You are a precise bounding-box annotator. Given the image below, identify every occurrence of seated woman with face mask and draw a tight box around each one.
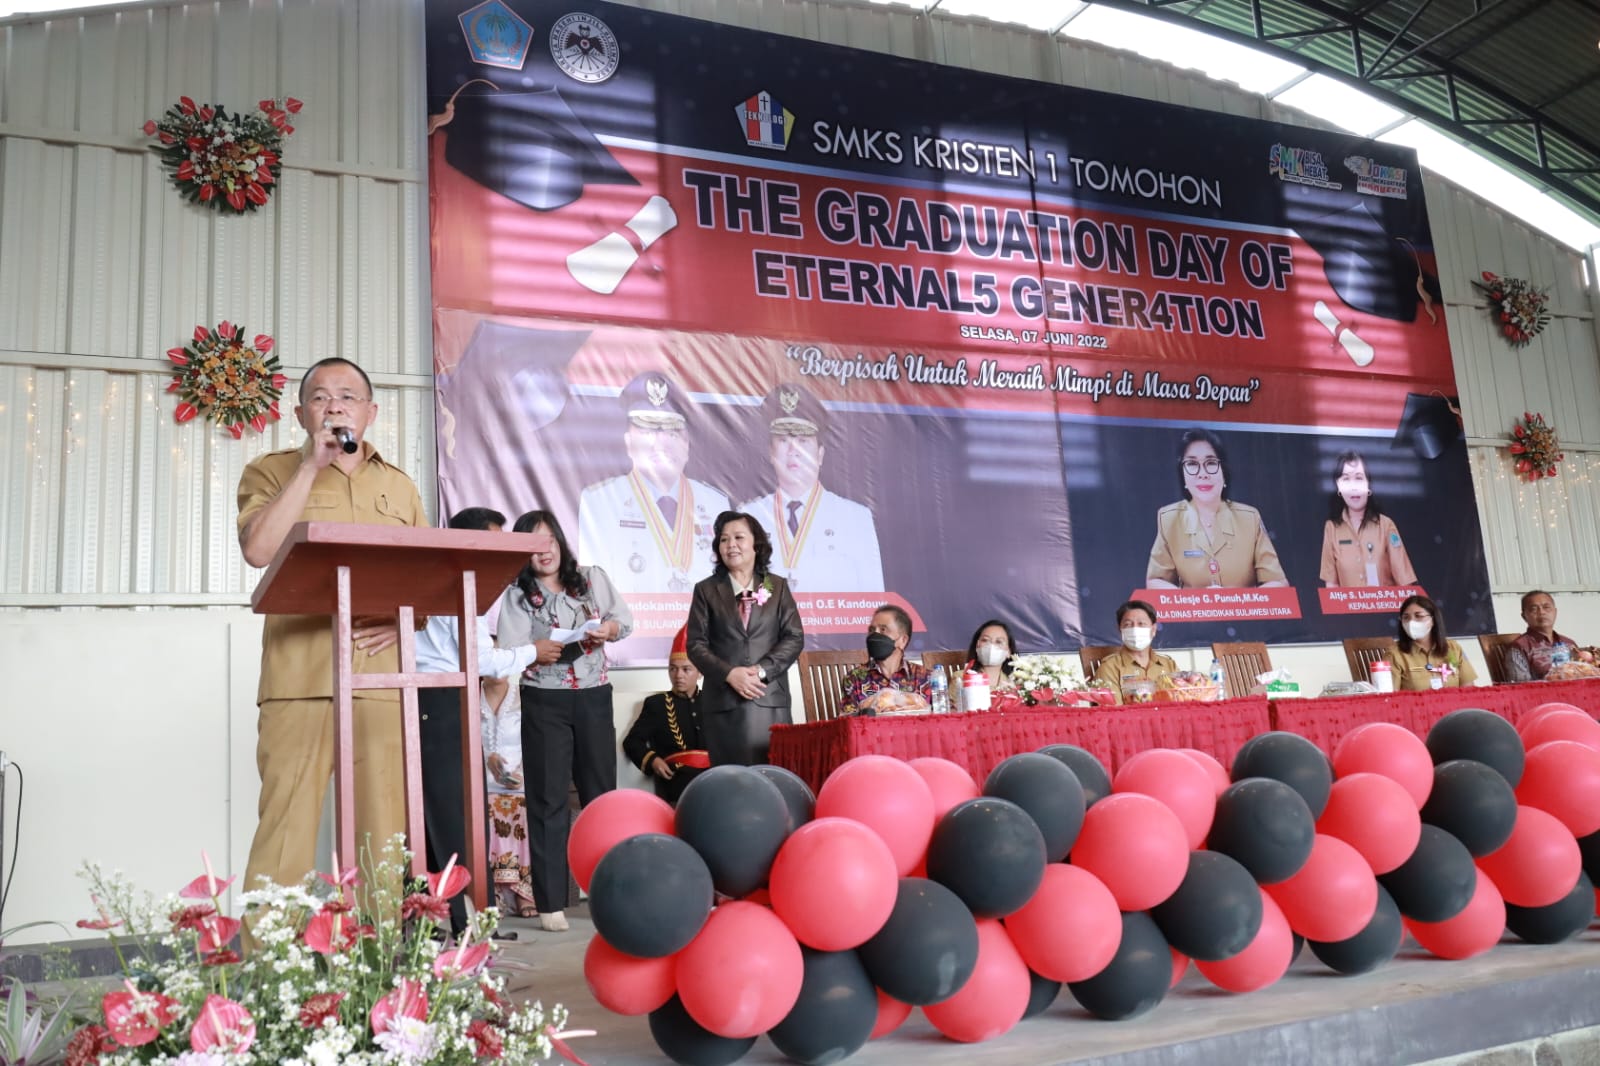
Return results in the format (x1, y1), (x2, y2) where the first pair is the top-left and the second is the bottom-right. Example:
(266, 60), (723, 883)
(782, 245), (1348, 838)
(964, 619), (1019, 693)
(1384, 594), (1478, 690)
(1092, 600), (1179, 704)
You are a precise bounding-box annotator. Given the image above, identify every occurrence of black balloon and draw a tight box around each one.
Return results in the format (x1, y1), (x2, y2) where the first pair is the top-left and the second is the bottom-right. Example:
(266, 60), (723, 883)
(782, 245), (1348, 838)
(1577, 827), (1600, 884)
(675, 766), (791, 897)
(1067, 912), (1171, 1021)
(1207, 778), (1316, 884)
(858, 878), (980, 1005)
(1290, 932), (1305, 966)
(927, 798), (1047, 918)
(768, 948), (877, 1065)
(1378, 824), (1477, 922)
(1426, 709), (1524, 787)
(1506, 872), (1595, 944)
(589, 834), (714, 958)
(1230, 732), (1334, 818)
(1151, 851), (1264, 961)
(984, 752), (1086, 861)
(1419, 759), (1518, 857)
(1037, 744), (1112, 807)
(1023, 969), (1061, 1019)
(1309, 883), (1403, 975)
(648, 995), (757, 1066)
(753, 764), (816, 834)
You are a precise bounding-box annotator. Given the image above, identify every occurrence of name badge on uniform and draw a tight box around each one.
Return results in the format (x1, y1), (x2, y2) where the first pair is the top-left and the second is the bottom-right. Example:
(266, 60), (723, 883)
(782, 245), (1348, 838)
(1183, 550), (1205, 557)
(1338, 539), (1353, 545)
(620, 519), (647, 529)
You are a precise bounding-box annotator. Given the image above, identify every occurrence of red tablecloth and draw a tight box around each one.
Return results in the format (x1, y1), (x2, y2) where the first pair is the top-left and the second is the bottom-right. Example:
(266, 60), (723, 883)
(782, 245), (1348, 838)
(1268, 677), (1600, 756)
(767, 697), (1272, 794)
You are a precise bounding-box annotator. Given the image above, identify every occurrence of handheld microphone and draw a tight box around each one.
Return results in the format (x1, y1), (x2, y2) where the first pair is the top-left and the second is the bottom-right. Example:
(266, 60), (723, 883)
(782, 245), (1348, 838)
(331, 426), (358, 454)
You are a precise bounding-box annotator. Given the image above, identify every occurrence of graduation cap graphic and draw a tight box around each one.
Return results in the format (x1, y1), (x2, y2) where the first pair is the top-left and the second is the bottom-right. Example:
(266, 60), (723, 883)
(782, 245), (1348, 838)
(1283, 183), (1440, 323)
(1391, 392), (1462, 460)
(440, 87), (638, 212)
(451, 320), (591, 435)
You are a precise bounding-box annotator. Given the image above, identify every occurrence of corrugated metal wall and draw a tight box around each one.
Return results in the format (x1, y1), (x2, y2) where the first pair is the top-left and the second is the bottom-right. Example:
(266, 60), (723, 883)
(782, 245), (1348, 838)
(0, 0), (1595, 607)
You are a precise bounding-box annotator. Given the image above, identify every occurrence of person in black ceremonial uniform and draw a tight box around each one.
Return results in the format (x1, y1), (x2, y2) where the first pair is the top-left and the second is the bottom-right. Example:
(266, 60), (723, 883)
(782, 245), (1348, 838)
(622, 625), (709, 804)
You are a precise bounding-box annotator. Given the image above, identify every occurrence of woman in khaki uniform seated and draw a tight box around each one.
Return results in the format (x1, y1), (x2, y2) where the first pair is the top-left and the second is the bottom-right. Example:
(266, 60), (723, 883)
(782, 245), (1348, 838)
(1147, 429), (1288, 589)
(1093, 600), (1179, 704)
(1384, 594), (1478, 690)
(1319, 450), (1418, 588)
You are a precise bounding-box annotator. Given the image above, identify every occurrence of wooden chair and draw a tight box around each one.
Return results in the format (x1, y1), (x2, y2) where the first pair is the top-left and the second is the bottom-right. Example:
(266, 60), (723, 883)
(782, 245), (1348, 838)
(1078, 645), (1121, 681)
(920, 649), (968, 675)
(798, 649), (868, 723)
(1211, 642), (1272, 700)
(1342, 636), (1395, 684)
(1478, 633), (1522, 684)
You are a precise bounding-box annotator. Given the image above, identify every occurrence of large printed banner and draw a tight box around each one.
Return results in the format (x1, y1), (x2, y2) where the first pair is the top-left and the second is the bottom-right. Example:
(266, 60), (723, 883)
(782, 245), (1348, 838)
(425, 0), (1494, 662)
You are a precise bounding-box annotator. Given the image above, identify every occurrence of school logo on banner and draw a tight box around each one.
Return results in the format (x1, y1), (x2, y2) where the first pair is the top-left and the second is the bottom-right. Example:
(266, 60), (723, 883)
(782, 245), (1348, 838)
(1267, 143), (1342, 190)
(736, 91), (795, 150)
(550, 12), (620, 83)
(1344, 154), (1409, 199)
(458, 0), (533, 71)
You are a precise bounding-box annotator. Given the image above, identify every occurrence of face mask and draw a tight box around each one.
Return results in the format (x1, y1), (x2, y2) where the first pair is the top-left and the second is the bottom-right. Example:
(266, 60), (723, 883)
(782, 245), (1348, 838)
(866, 632), (897, 662)
(1405, 618), (1433, 641)
(1122, 627), (1153, 652)
(977, 643), (1008, 667)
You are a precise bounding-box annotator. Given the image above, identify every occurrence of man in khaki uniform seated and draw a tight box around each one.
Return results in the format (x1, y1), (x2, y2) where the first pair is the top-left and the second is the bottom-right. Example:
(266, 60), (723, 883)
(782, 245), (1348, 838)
(1093, 600), (1179, 704)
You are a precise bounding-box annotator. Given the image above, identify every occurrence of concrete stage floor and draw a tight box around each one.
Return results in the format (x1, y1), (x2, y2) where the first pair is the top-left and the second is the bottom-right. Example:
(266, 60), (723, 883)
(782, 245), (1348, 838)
(494, 906), (1600, 1066)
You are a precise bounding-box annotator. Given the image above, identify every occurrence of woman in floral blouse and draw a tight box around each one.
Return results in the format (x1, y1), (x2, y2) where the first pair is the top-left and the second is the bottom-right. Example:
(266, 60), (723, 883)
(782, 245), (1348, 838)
(498, 510), (632, 931)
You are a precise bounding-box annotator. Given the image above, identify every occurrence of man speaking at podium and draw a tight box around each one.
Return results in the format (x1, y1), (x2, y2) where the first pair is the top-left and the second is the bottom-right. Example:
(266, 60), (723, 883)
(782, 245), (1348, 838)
(236, 358), (427, 894)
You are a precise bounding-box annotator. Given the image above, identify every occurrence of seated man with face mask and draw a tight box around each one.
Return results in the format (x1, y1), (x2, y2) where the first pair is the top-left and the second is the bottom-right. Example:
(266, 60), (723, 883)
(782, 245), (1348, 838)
(839, 605), (934, 715)
(1092, 600), (1179, 704)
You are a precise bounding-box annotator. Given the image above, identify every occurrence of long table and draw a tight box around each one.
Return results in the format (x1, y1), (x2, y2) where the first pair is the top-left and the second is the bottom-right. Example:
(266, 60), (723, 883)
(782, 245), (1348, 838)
(767, 679), (1600, 793)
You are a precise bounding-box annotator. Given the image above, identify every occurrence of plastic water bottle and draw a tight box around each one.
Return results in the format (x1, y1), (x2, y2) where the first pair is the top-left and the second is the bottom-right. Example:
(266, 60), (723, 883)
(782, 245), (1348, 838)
(1552, 644), (1571, 668)
(1209, 657), (1225, 688)
(930, 666), (950, 715)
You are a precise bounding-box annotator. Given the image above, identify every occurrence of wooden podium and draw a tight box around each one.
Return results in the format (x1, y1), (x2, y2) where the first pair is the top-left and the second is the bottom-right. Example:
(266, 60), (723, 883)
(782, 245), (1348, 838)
(252, 522), (540, 910)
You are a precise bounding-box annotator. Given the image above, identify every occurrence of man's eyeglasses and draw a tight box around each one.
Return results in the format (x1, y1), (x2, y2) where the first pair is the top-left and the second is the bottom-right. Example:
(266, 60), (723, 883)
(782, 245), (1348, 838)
(1182, 457), (1222, 475)
(303, 392), (370, 407)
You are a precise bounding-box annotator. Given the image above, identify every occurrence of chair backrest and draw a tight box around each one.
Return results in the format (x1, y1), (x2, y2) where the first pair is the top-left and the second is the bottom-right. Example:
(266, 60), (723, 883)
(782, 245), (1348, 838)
(920, 649), (968, 675)
(1342, 637), (1395, 683)
(1078, 645), (1121, 679)
(1211, 641), (1273, 699)
(1478, 633), (1522, 684)
(798, 649), (869, 723)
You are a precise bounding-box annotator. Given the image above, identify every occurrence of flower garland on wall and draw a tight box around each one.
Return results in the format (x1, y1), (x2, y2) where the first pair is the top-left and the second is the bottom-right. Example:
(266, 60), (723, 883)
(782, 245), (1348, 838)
(167, 322), (286, 438)
(1473, 271), (1551, 348)
(1509, 411), (1563, 481)
(143, 96), (301, 213)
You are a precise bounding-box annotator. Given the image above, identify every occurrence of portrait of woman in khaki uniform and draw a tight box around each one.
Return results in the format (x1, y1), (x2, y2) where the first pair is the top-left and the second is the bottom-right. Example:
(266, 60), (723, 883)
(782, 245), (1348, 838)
(1319, 450), (1418, 587)
(1147, 428), (1288, 589)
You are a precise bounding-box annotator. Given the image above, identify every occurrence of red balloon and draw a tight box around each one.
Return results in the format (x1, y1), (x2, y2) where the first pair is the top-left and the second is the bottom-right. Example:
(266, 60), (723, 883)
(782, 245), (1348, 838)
(1332, 723), (1433, 808)
(909, 757), (981, 818)
(923, 919), (1031, 1043)
(1169, 947), (1190, 989)
(769, 817), (898, 951)
(1069, 793), (1189, 911)
(815, 755), (937, 875)
(1265, 834), (1378, 943)
(1317, 772), (1422, 875)
(1197, 891), (1292, 993)
(583, 935), (676, 1016)
(567, 789), (675, 892)
(1407, 868), (1505, 960)
(1002, 864), (1121, 982)
(1477, 805), (1582, 908)
(1518, 702), (1585, 738)
(1179, 748), (1232, 797)
(870, 989), (912, 1040)
(1114, 749), (1217, 849)
(1521, 710), (1600, 754)
(676, 902), (803, 1038)
(1517, 740), (1600, 837)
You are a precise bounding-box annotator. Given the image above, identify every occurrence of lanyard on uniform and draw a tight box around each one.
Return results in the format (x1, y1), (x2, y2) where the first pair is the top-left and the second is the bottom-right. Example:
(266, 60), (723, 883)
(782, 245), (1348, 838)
(628, 471), (695, 569)
(774, 482), (823, 570)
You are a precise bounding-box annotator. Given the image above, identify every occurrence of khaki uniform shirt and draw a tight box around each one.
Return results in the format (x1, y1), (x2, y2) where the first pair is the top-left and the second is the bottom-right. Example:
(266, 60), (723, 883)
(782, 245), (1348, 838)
(1384, 640), (1478, 691)
(237, 443), (427, 703)
(1320, 513), (1417, 587)
(1147, 501), (1287, 588)
(1093, 648), (1179, 704)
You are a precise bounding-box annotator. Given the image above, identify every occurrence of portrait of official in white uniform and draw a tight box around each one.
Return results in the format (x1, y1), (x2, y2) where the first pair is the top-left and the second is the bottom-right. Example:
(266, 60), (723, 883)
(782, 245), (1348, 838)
(738, 383), (884, 593)
(577, 372), (731, 595)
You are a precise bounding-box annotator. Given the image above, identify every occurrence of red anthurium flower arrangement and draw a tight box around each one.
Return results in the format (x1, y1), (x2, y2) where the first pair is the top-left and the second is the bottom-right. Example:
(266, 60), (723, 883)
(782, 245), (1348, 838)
(166, 321), (284, 436)
(1474, 271), (1551, 348)
(143, 95), (301, 214)
(1509, 411), (1564, 481)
